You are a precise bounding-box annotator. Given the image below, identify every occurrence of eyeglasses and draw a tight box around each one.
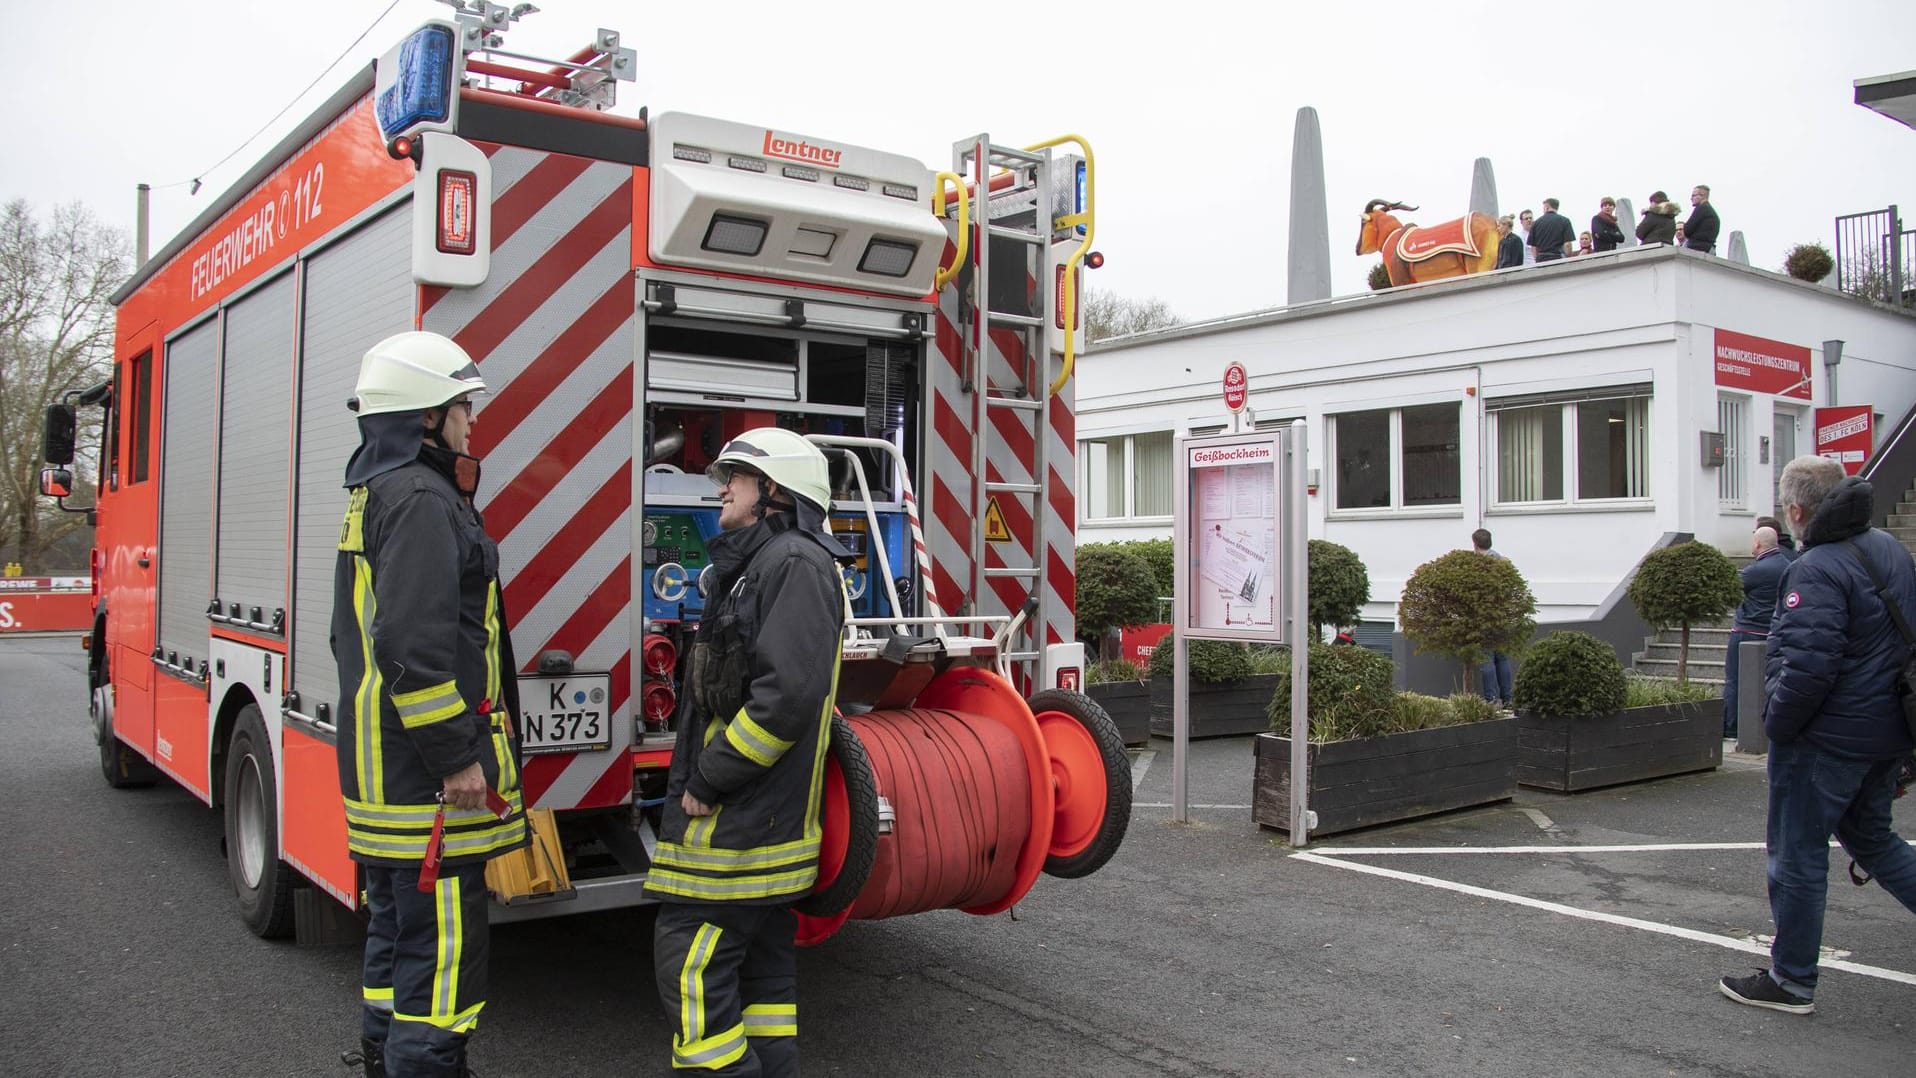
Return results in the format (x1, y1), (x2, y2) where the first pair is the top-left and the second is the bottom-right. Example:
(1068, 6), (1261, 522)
(449, 399), (474, 416)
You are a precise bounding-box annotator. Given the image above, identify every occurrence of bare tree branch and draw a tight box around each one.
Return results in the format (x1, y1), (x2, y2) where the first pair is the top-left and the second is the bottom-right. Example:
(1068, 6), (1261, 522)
(1082, 287), (1179, 343)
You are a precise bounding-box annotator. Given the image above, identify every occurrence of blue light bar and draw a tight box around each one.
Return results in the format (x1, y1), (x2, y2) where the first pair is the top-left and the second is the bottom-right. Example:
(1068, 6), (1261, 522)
(1075, 160), (1088, 236)
(376, 25), (456, 141)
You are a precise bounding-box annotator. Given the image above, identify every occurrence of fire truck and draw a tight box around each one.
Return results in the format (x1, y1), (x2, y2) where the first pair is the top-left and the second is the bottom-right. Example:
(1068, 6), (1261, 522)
(41, 2), (1127, 943)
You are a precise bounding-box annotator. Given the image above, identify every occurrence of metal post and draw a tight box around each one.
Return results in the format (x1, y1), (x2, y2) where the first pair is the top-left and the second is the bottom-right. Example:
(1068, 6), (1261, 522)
(1891, 204), (1904, 303)
(1735, 638), (1768, 755)
(1287, 420), (1311, 846)
(1171, 436), (1190, 824)
(1823, 339), (1843, 405)
(135, 183), (150, 267)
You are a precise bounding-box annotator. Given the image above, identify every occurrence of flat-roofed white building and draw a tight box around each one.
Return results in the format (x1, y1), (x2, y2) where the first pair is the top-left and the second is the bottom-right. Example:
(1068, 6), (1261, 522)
(1077, 245), (1916, 628)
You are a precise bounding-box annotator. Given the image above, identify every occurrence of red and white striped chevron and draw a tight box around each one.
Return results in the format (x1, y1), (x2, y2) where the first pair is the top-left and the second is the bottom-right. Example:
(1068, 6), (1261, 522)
(927, 229), (1077, 675)
(422, 144), (637, 811)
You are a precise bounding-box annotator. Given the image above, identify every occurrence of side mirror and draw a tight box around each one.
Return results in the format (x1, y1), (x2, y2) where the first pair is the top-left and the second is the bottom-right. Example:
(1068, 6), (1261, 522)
(43, 404), (77, 466)
(40, 467), (73, 499)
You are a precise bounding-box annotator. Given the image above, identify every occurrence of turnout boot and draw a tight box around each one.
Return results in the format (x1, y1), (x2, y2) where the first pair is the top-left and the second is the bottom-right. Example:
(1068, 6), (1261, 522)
(340, 1038), (387, 1078)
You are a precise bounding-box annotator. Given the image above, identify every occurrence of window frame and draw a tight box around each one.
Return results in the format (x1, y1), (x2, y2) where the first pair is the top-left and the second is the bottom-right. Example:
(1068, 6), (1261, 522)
(1079, 428), (1175, 524)
(1328, 403), (1463, 518)
(1487, 389), (1655, 511)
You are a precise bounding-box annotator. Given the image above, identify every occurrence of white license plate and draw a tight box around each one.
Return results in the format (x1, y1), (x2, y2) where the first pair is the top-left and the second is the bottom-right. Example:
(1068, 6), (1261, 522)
(517, 674), (614, 755)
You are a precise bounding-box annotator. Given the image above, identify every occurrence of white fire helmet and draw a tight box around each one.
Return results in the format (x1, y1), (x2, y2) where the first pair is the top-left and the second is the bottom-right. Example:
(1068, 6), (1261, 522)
(706, 427), (832, 514)
(351, 331), (487, 416)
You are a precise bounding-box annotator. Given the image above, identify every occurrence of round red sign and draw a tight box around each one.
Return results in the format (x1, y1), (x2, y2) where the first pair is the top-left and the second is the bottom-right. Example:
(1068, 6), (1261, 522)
(1223, 362), (1248, 412)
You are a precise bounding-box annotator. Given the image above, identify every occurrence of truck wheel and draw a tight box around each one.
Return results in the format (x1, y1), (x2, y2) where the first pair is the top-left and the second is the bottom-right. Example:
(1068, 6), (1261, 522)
(94, 682), (158, 789)
(223, 704), (296, 938)
(1028, 689), (1131, 880)
(795, 714), (878, 918)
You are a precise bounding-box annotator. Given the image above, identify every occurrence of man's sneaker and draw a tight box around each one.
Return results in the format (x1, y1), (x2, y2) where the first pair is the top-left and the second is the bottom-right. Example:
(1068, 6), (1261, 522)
(1719, 970), (1814, 1014)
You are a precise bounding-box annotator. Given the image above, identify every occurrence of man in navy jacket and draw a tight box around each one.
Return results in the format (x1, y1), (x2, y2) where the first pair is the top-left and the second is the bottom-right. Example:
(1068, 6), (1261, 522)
(1719, 458), (1916, 1014)
(1722, 525), (1791, 736)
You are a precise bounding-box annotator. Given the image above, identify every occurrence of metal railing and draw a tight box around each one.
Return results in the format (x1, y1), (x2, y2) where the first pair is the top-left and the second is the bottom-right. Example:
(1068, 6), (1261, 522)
(1834, 204), (1912, 306)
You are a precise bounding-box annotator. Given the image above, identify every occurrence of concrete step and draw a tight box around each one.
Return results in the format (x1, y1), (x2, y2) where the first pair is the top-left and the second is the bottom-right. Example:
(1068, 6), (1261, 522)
(1889, 513), (1916, 528)
(1653, 626), (1733, 646)
(1887, 525), (1916, 543)
(1631, 658), (1726, 685)
(1640, 642), (1728, 662)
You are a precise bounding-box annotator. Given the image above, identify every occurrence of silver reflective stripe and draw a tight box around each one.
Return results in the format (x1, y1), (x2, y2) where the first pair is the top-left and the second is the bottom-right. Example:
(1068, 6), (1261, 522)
(725, 714), (791, 767)
(653, 839), (819, 873)
(675, 1024), (747, 1067)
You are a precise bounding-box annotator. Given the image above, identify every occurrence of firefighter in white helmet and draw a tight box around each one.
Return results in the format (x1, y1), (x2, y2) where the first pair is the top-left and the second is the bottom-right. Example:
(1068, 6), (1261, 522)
(645, 426), (848, 1077)
(333, 331), (526, 1078)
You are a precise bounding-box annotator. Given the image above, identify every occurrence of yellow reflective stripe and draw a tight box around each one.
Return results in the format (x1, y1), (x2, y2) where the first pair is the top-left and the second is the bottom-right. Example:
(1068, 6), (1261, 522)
(646, 865), (818, 902)
(392, 679), (464, 729)
(653, 836), (820, 873)
(346, 818), (525, 860)
(362, 985), (394, 1011)
(344, 792), (524, 829)
(353, 556), (384, 803)
(674, 1022), (747, 1070)
(491, 721), (517, 794)
(724, 710), (792, 768)
(742, 1002), (797, 1038)
(483, 582), (502, 708)
(680, 923), (721, 1046)
(702, 717), (722, 747)
(339, 487), (368, 552)
(433, 875), (461, 1022)
(684, 806), (720, 849)
(804, 640), (843, 836)
(392, 1001), (484, 1033)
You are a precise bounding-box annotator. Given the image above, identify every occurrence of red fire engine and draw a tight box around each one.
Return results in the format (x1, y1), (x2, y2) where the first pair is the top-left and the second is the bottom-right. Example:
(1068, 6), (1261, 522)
(42, 2), (1126, 942)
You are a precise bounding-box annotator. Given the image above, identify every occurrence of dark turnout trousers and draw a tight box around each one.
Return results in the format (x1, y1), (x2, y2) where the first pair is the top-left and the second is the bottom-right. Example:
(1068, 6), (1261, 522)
(362, 863), (490, 1077)
(654, 903), (799, 1076)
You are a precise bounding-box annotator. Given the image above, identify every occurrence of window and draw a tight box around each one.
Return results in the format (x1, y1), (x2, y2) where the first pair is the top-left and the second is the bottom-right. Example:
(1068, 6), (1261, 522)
(130, 351), (154, 485)
(1490, 391), (1650, 506)
(1332, 404), (1460, 511)
(1081, 430), (1173, 520)
(1718, 395), (1747, 506)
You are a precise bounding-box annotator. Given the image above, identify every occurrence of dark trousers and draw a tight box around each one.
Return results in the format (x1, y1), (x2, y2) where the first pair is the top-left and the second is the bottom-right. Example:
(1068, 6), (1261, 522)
(362, 863), (490, 1077)
(1722, 629), (1763, 736)
(1765, 739), (1916, 998)
(1478, 653), (1512, 706)
(654, 903), (798, 1076)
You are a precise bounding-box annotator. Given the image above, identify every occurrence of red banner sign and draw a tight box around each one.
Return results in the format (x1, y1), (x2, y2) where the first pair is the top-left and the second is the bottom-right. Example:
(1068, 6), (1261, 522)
(1713, 329), (1811, 400)
(1814, 405), (1874, 475)
(0, 591), (93, 632)
(1119, 623), (1173, 667)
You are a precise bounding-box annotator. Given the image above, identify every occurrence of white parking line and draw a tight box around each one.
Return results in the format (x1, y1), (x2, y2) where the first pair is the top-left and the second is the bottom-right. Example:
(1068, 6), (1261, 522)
(1134, 803), (1252, 810)
(1129, 749), (1155, 791)
(1292, 851), (1916, 988)
(1298, 839), (1912, 856)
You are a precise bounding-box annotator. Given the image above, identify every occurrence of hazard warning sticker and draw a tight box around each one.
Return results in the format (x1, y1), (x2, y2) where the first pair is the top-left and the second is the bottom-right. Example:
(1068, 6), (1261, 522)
(983, 497), (1011, 544)
(1784, 591), (1801, 609)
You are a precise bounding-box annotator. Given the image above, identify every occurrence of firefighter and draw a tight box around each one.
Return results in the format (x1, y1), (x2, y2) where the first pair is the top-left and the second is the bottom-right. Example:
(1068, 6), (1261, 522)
(333, 331), (527, 1078)
(645, 427), (848, 1077)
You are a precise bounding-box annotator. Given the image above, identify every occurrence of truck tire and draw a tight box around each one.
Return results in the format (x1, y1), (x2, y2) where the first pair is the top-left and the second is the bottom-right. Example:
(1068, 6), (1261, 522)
(795, 714), (878, 917)
(93, 679), (159, 789)
(223, 704), (297, 938)
(1028, 689), (1131, 880)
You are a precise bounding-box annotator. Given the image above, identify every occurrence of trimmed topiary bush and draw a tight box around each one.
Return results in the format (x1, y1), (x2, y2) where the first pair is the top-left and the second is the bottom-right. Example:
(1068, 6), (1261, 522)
(1626, 540), (1743, 687)
(1075, 542), (1161, 658)
(1783, 242), (1834, 283)
(1126, 538), (1176, 600)
(1513, 631), (1628, 717)
(1265, 642), (1397, 741)
(1398, 549), (1537, 692)
(1145, 631), (1254, 684)
(1308, 539), (1369, 638)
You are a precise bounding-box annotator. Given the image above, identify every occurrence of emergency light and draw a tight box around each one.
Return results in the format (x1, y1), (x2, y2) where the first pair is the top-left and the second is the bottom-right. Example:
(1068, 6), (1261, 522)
(376, 24), (458, 144)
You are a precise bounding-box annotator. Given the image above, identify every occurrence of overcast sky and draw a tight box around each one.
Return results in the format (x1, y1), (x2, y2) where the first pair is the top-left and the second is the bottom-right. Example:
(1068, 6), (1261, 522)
(5, 0), (1914, 321)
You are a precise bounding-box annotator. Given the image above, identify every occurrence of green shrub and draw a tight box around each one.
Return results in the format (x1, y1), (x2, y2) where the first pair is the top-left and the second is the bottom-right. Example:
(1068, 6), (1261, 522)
(1074, 542), (1161, 654)
(1622, 675), (1717, 708)
(1266, 643), (1397, 741)
(1626, 540), (1742, 687)
(1398, 549), (1537, 691)
(1512, 631), (1627, 717)
(1087, 658), (1146, 685)
(1308, 539), (1370, 637)
(1390, 692), (1498, 731)
(1782, 242), (1834, 283)
(1144, 631), (1254, 683)
(1126, 538), (1176, 599)
(1245, 646), (1292, 676)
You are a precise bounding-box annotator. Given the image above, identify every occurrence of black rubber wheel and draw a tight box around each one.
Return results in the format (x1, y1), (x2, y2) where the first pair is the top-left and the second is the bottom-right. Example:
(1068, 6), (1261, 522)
(1028, 688), (1132, 880)
(223, 704), (297, 938)
(794, 714), (879, 917)
(93, 662), (159, 790)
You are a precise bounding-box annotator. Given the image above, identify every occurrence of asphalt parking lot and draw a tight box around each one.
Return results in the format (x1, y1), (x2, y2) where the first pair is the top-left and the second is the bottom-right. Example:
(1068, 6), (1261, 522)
(3, 633), (1911, 1077)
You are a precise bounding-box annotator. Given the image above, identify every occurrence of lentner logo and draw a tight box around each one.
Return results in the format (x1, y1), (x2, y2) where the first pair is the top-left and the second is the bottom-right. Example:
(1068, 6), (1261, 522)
(763, 131), (843, 169)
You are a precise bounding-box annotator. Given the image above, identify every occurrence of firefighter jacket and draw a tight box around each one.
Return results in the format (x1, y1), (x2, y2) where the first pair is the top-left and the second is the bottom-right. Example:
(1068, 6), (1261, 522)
(332, 454), (528, 869)
(645, 511), (847, 905)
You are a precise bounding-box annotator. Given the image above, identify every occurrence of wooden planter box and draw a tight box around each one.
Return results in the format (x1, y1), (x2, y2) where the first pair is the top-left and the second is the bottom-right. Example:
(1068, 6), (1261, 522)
(1253, 718), (1518, 836)
(1149, 673), (1279, 740)
(1517, 701), (1721, 792)
(1085, 681), (1152, 747)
